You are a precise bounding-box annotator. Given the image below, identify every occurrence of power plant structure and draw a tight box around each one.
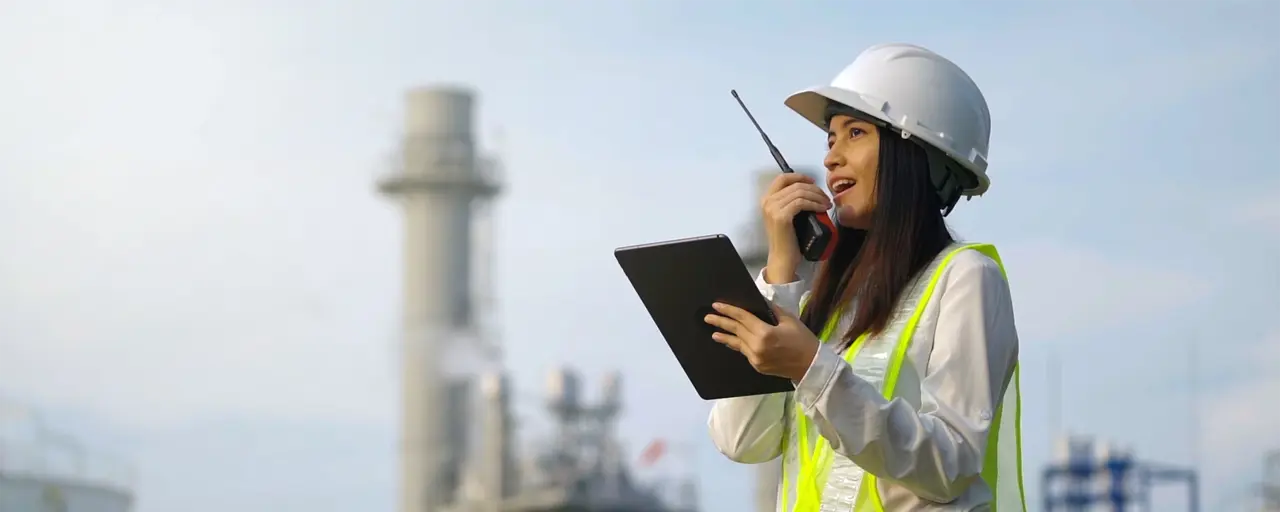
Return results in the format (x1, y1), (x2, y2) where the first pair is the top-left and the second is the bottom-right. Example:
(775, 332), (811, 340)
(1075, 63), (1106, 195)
(0, 399), (134, 512)
(378, 85), (698, 512)
(1040, 435), (1200, 511)
(1259, 450), (1280, 512)
(735, 168), (821, 512)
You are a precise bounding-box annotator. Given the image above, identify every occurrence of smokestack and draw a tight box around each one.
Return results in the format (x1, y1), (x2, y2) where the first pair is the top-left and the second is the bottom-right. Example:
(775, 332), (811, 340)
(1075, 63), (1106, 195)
(379, 86), (501, 512)
(478, 371), (516, 506)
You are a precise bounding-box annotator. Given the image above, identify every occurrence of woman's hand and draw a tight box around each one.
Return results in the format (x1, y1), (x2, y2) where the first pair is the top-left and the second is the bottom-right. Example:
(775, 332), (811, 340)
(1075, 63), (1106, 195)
(704, 301), (821, 382)
(760, 173), (831, 284)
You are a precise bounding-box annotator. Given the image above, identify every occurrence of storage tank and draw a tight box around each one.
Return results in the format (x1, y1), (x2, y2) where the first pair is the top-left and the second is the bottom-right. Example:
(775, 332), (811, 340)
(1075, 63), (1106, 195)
(0, 476), (133, 512)
(0, 403), (135, 511)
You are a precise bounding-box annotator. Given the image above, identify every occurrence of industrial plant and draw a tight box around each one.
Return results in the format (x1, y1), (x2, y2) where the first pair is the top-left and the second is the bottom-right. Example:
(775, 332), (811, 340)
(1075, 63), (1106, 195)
(0, 399), (134, 512)
(1039, 435), (1199, 511)
(377, 85), (697, 512)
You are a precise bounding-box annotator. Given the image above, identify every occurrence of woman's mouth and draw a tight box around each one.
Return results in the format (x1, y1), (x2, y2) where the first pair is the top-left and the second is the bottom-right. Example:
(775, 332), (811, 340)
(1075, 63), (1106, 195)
(830, 178), (856, 199)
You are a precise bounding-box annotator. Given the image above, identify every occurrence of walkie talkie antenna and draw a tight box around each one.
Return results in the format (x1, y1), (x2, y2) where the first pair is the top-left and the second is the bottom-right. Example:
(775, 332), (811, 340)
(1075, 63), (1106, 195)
(730, 90), (796, 174)
(729, 89), (838, 262)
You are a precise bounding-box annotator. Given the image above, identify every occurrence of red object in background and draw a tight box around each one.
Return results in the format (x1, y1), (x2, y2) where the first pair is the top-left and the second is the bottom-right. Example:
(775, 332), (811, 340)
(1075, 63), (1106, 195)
(638, 438), (667, 467)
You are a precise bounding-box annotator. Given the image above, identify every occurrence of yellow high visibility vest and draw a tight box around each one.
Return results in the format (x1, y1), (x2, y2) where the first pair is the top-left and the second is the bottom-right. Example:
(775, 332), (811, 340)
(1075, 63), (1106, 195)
(780, 243), (1026, 512)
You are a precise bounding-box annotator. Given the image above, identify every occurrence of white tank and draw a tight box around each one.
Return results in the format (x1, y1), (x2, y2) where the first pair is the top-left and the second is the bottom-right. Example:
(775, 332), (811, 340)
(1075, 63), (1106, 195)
(600, 371), (623, 409)
(1055, 434), (1095, 465)
(0, 404), (135, 512)
(545, 368), (581, 412)
(480, 371), (509, 400)
(0, 476), (132, 512)
(477, 371), (516, 501)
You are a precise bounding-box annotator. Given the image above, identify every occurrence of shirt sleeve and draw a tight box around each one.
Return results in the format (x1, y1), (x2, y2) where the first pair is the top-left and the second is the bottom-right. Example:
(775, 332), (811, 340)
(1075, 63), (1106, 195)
(790, 250), (1019, 503)
(706, 263), (814, 463)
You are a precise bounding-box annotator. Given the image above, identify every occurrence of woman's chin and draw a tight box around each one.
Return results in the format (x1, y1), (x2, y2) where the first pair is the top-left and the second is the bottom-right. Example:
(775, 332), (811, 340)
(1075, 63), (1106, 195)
(836, 208), (870, 230)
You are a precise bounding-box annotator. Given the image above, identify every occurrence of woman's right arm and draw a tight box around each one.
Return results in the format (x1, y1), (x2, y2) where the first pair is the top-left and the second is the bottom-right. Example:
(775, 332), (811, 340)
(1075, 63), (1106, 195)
(707, 264), (812, 463)
(708, 172), (829, 463)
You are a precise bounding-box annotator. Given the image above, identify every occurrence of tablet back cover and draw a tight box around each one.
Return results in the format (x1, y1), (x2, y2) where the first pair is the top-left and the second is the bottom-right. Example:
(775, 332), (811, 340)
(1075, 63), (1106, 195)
(614, 234), (794, 400)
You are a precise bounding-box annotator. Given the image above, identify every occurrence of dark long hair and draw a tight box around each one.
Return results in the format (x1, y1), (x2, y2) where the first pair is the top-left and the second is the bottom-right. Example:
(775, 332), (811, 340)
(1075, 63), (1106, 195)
(799, 119), (957, 350)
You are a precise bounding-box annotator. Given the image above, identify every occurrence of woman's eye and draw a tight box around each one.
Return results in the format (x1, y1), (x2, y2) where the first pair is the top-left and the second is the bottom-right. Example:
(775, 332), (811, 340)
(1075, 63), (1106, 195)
(850, 127), (865, 137)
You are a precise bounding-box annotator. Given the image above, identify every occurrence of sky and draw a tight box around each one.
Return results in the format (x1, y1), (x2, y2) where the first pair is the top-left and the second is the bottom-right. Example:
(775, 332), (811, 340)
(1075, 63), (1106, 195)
(0, 0), (1277, 511)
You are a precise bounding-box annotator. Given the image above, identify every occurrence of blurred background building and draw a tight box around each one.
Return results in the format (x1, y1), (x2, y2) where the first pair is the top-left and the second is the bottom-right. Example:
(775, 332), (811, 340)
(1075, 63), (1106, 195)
(377, 85), (697, 512)
(0, 399), (135, 512)
(1040, 434), (1199, 511)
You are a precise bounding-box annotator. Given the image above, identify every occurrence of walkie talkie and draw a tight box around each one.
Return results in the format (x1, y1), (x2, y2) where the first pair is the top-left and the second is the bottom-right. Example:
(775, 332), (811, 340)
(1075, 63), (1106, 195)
(731, 90), (838, 262)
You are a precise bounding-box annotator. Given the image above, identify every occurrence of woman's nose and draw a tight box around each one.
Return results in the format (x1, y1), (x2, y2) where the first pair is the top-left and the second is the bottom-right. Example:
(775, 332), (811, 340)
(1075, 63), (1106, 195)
(824, 149), (842, 173)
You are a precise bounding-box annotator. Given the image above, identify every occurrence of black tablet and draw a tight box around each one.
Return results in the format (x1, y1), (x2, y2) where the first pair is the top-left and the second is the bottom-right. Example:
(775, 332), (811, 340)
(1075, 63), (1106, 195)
(614, 234), (795, 400)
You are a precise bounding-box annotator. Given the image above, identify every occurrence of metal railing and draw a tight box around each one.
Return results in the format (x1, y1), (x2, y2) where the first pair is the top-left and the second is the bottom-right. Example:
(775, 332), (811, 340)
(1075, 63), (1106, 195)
(0, 439), (136, 492)
(378, 135), (504, 192)
(0, 400), (136, 493)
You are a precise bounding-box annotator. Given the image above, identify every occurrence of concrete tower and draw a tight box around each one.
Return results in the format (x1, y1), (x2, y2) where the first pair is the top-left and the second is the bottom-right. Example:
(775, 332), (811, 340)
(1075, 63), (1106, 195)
(1261, 450), (1280, 511)
(379, 86), (501, 512)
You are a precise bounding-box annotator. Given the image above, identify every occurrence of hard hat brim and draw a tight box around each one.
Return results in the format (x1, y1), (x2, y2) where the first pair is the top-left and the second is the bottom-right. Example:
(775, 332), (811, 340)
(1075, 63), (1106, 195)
(784, 86), (990, 197)
(784, 86), (888, 133)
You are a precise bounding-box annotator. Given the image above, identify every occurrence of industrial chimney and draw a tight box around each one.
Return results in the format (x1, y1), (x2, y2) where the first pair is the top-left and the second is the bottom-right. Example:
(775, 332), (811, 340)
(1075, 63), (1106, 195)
(378, 86), (502, 512)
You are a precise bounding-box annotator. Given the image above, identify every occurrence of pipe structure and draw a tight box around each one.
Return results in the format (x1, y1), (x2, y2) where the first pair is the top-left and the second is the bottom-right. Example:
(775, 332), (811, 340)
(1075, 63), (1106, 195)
(1042, 456), (1200, 511)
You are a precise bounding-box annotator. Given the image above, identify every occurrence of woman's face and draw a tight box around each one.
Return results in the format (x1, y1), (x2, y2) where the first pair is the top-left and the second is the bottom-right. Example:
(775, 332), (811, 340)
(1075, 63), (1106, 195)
(824, 114), (880, 229)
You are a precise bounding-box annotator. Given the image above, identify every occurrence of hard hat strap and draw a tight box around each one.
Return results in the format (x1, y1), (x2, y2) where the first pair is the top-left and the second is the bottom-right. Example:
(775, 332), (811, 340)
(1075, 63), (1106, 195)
(925, 149), (965, 216)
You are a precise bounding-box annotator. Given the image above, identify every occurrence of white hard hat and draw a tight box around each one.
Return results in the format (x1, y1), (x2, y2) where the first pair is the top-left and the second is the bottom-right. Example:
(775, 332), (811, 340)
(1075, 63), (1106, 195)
(785, 43), (993, 197)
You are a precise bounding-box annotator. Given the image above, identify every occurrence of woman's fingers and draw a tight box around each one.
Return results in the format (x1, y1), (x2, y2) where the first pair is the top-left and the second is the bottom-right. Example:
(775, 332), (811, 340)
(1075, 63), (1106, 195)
(762, 172), (814, 199)
(763, 183), (830, 229)
(778, 197), (829, 219)
(711, 302), (771, 334)
(704, 313), (746, 337)
(711, 332), (745, 353)
(770, 182), (831, 211)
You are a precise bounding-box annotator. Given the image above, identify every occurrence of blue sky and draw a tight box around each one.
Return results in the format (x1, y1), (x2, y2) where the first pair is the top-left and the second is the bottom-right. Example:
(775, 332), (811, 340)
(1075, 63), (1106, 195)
(0, 0), (1277, 511)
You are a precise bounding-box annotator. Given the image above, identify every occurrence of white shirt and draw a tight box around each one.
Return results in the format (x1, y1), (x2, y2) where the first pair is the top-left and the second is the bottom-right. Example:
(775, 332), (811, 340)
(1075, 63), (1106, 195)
(707, 249), (1019, 510)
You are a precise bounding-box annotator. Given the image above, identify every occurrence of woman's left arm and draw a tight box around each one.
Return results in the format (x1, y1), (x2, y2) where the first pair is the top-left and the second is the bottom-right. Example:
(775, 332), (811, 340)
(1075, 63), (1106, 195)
(795, 251), (1019, 503)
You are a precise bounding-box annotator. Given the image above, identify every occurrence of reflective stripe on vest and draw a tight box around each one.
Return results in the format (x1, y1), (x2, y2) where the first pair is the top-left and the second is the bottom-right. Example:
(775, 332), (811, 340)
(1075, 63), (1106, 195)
(779, 243), (1027, 512)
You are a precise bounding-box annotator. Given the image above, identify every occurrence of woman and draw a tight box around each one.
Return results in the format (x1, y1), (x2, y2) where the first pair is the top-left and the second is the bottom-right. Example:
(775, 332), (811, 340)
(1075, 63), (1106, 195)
(704, 44), (1025, 511)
